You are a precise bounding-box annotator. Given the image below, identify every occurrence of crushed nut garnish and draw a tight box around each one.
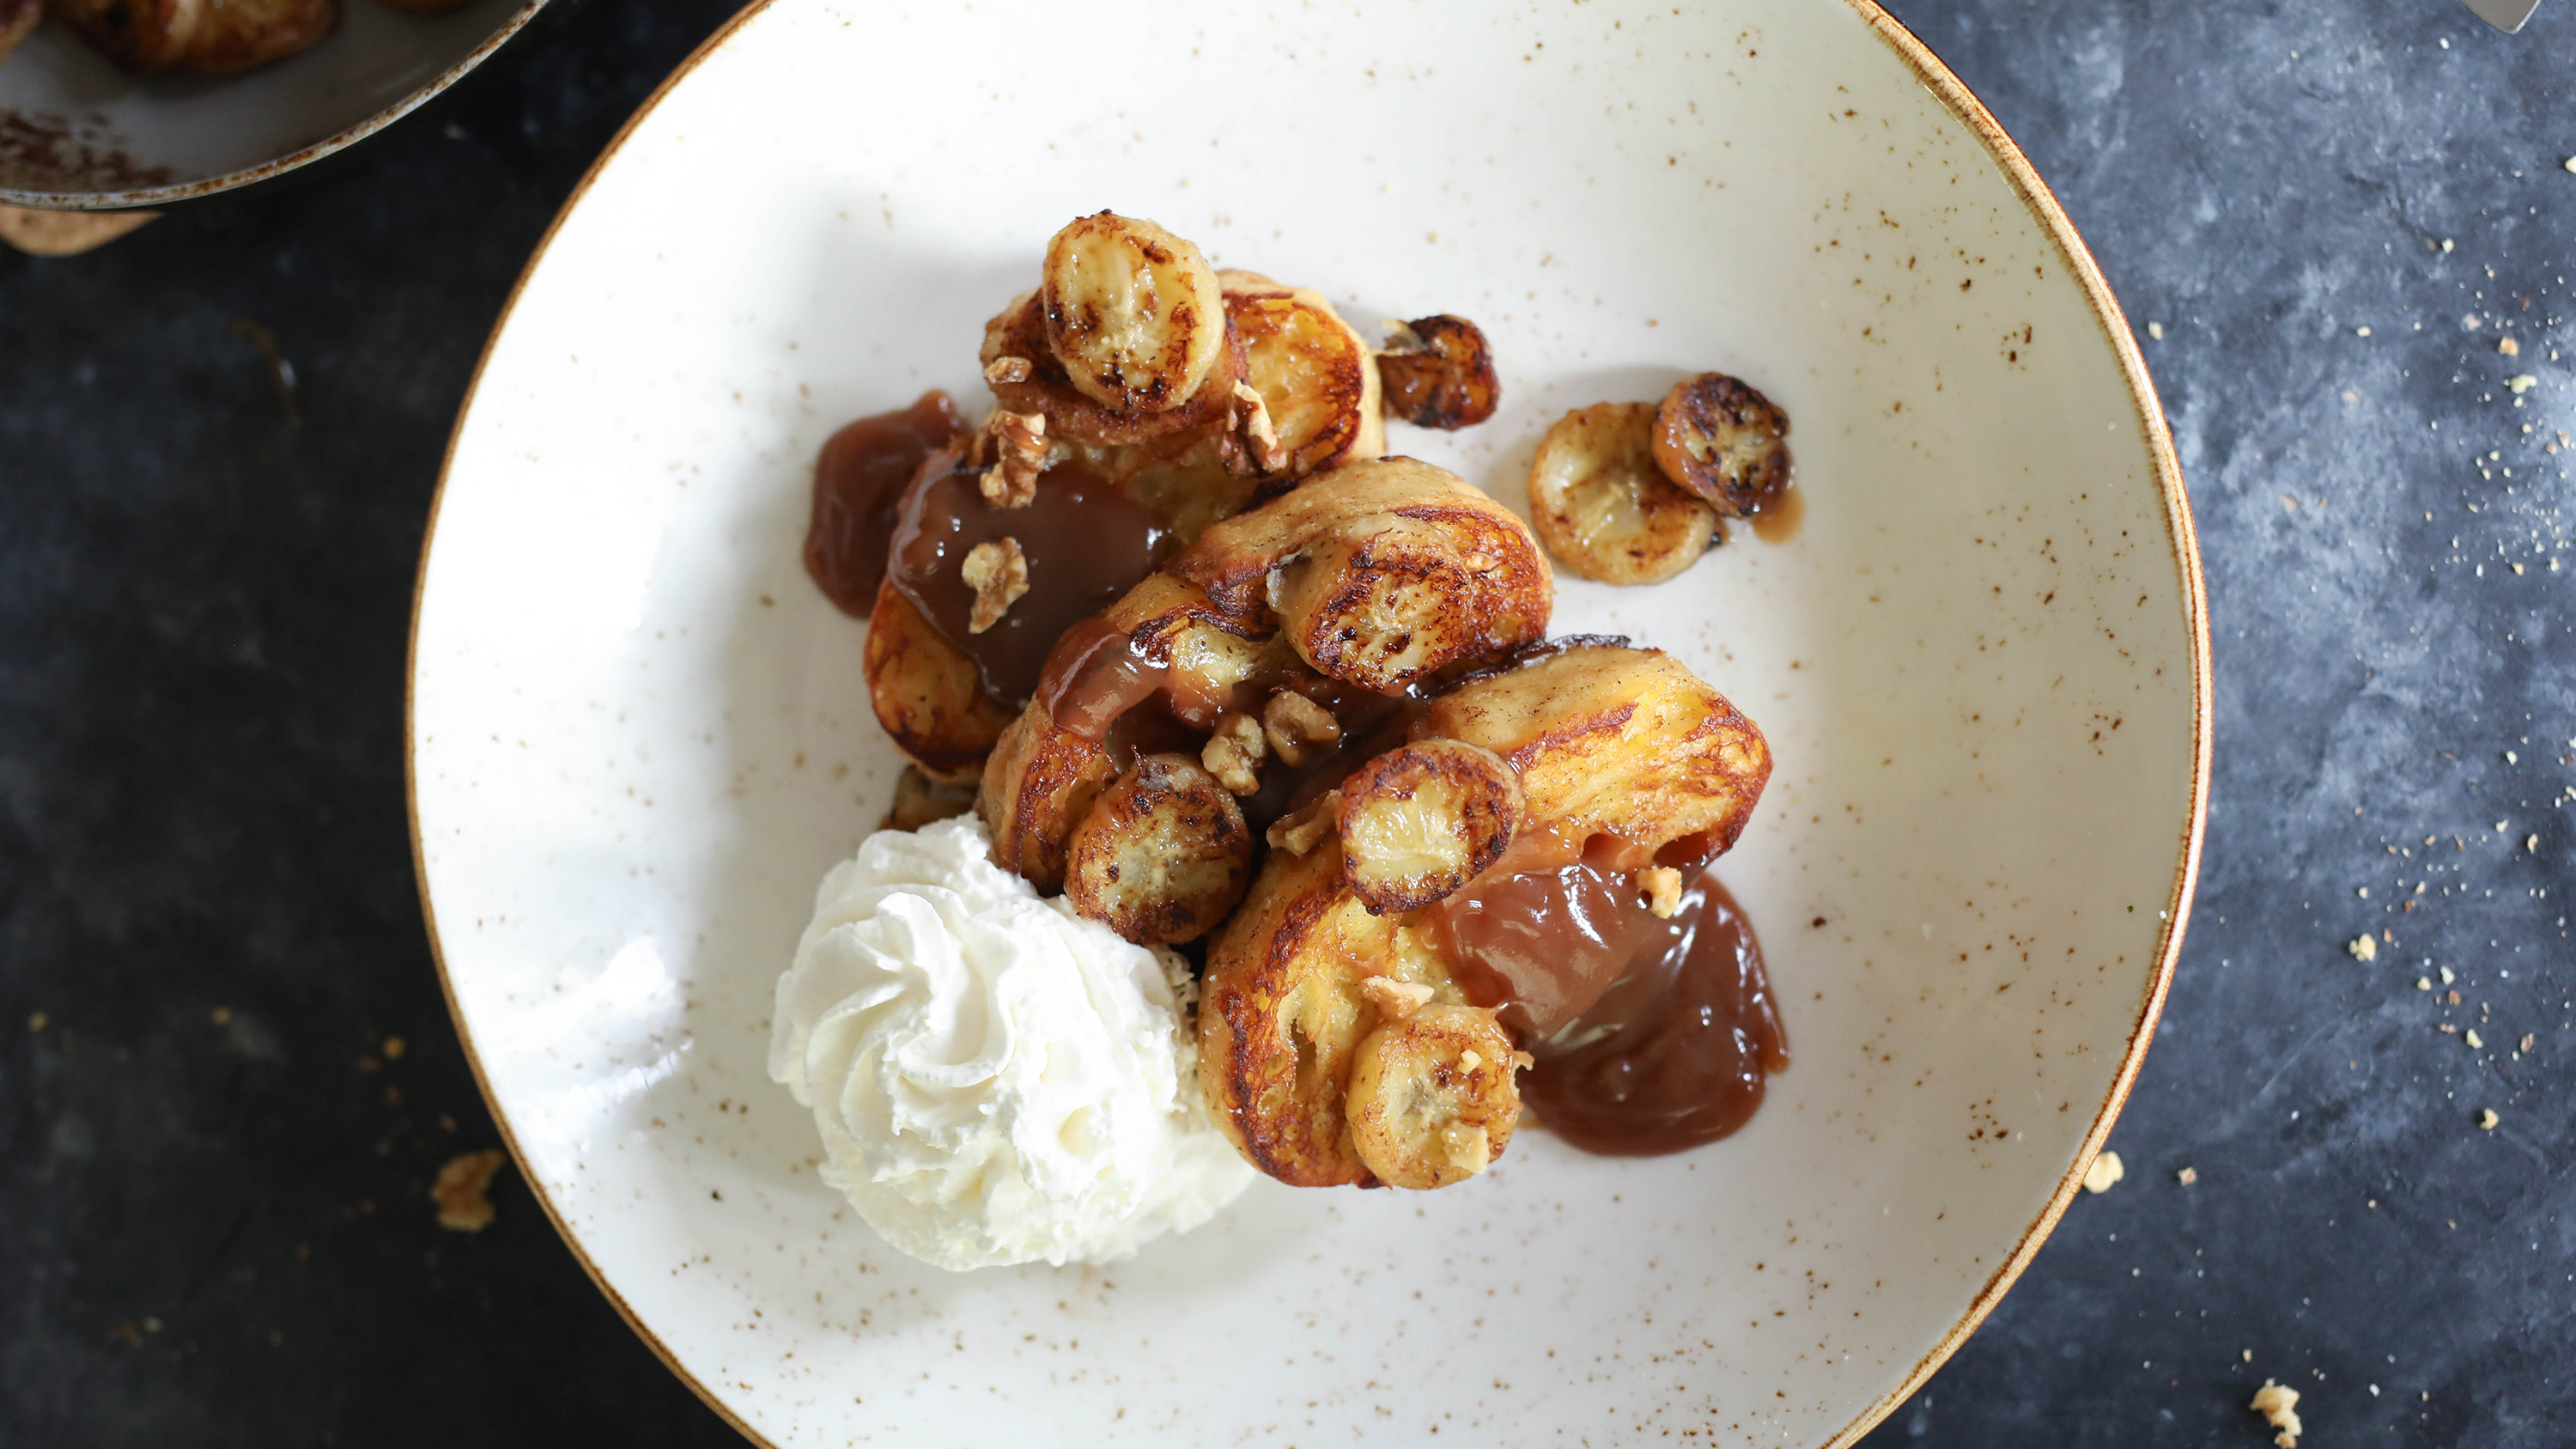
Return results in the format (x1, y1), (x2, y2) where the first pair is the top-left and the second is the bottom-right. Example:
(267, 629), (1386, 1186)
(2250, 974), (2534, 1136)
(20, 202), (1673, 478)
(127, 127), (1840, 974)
(2250, 1379), (2303, 1448)
(1262, 691), (1340, 766)
(2479, 1108), (2500, 1129)
(2346, 934), (2378, 962)
(1266, 796), (1337, 855)
(960, 539), (1030, 632)
(977, 409), (1047, 508)
(432, 1149), (509, 1233)
(1222, 381), (1288, 475)
(2081, 1149), (2124, 1194)
(1458, 1050), (1485, 1072)
(1359, 977), (1436, 1020)
(1640, 867), (1684, 919)
(1201, 711), (1267, 795)
(2440, 966), (2457, 985)
(982, 355), (1033, 386)
(1439, 1123), (1491, 1176)
(2177, 1166), (2199, 1185)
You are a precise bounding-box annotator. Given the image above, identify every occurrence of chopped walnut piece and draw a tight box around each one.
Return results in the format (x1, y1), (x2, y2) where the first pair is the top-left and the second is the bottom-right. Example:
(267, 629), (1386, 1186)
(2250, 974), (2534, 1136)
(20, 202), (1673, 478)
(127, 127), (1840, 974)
(977, 409), (1048, 508)
(1265, 795), (1336, 855)
(1201, 711), (1267, 795)
(1262, 691), (1340, 766)
(960, 539), (1030, 633)
(983, 355), (1034, 386)
(432, 1149), (508, 1233)
(2081, 1148), (2124, 1194)
(1639, 867), (1684, 919)
(2249, 1380), (2302, 1448)
(1360, 976), (1437, 1020)
(2347, 934), (2378, 962)
(2177, 1166), (2199, 1185)
(1221, 381), (1288, 475)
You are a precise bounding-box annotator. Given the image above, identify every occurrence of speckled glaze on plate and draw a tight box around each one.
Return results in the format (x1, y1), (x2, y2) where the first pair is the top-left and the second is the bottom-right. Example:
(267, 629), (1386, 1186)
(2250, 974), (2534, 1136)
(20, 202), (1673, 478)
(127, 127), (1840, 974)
(407, 2), (2210, 1445)
(0, 0), (548, 209)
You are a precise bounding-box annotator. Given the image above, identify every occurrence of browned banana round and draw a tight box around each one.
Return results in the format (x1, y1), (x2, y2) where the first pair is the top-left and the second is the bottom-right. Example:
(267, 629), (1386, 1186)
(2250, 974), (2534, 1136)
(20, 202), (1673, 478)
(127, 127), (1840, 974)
(981, 290), (1242, 447)
(1334, 740), (1523, 916)
(1651, 372), (1792, 516)
(1527, 402), (1719, 586)
(1376, 315), (1500, 429)
(1064, 753), (1253, 946)
(1041, 213), (1228, 414)
(1345, 1005), (1521, 1190)
(1218, 272), (1385, 479)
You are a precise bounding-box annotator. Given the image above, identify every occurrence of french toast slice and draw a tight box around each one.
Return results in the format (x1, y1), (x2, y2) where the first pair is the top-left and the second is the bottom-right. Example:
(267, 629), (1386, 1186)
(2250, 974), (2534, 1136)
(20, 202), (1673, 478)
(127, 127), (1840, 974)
(1199, 641), (1772, 1189)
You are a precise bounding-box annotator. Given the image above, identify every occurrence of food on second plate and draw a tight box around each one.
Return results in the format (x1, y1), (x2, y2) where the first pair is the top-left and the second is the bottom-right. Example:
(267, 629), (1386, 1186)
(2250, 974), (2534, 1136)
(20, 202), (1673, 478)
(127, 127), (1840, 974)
(11, 0), (471, 79)
(782, 207), (1792, 1261)
(1, 0), (41, 66)
(1528, 371), (1796, 582)
(46, 0), (335, 73)
(768, 817), (1251, 1269)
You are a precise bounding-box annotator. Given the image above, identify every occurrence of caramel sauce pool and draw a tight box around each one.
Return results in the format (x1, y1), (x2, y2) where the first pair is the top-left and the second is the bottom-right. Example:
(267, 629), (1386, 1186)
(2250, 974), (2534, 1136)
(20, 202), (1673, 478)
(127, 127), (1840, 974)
(1430, 862), (1788, 1157)
(804, 390), (963, 614)
(1747, 485), (1804, 544)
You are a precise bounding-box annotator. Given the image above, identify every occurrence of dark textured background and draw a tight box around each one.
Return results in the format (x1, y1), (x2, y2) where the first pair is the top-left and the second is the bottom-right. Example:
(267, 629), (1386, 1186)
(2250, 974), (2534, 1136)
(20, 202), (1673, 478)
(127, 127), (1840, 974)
(3, 1), (2571, 1444)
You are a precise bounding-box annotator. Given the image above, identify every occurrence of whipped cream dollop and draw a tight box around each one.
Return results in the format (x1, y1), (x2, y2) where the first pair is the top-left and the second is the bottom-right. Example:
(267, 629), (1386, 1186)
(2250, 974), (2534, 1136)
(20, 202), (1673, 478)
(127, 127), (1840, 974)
(769, 815), (1252, 1269)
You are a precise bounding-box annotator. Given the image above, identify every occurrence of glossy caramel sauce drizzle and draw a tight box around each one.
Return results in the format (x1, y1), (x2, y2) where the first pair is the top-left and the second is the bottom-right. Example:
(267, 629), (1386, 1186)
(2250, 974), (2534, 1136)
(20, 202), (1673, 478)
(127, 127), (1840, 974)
(1426, 843), (1787, 1157)
(804, 390), (964, 613)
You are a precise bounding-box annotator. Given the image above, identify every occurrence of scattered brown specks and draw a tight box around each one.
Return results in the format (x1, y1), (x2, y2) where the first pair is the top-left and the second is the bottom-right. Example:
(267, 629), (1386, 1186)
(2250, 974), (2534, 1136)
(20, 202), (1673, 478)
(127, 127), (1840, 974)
(433, 1150), (510, 1233)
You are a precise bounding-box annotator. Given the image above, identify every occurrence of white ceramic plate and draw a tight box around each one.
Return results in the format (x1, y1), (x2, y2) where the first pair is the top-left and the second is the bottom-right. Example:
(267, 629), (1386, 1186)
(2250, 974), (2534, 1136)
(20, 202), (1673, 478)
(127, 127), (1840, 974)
(0, 0), (546, 207)
(410, 2), (2209, 1444)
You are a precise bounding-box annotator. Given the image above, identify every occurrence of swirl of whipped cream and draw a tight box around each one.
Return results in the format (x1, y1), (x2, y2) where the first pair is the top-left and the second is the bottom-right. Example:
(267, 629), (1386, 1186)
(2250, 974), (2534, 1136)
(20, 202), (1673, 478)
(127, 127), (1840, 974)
(769, 815), (1250, 1269)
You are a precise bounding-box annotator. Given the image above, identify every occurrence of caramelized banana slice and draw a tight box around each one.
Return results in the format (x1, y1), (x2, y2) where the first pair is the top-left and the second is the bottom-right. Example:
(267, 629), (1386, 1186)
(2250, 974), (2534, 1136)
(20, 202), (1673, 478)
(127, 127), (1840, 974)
(1345, 1005), (1520, 1189)
(1652, 372), (1792, 516)
(1170, 456), (1552, 694)
(1335, 740), (1522, 915)
(1376, 315), (1501, 429)
(976, 701), (1119, 892)
(1042, 212), (1229, 414)
(982, 289), (1242, 447)
(1200, 839), (1463, 1184)
(1065, 753), (1252, 945)
(1218, 271), (1385, 479)
(48, 0), (204, 70)
(1419, 641), (1771, 855)
(864, 581), (1015, 784)
(1528, 402), (1719, 586)
(183, 0), (331, 71)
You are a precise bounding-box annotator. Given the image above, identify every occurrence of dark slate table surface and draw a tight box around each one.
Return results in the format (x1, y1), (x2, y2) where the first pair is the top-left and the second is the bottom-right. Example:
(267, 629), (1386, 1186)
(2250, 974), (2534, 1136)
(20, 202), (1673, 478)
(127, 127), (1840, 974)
(4, 1), (2571, 1444)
